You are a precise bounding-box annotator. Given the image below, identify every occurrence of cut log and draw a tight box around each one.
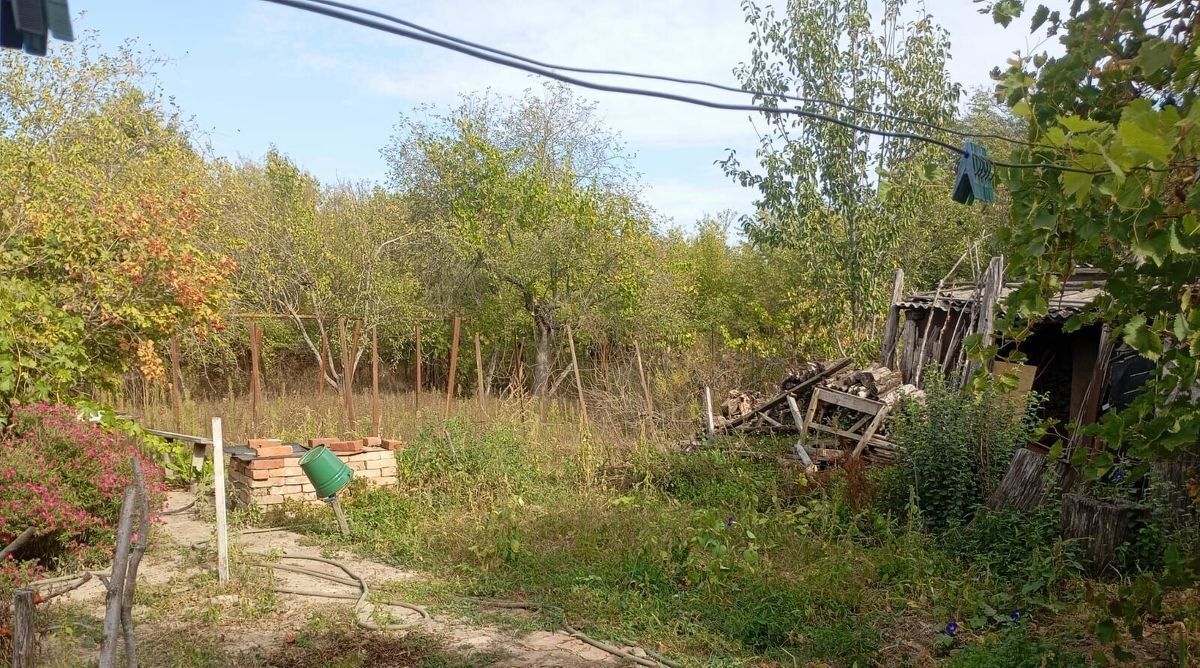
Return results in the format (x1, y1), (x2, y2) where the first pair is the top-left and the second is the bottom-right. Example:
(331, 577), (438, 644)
(987, 449), (1048, 512)
(1061, 494), (1145, 575)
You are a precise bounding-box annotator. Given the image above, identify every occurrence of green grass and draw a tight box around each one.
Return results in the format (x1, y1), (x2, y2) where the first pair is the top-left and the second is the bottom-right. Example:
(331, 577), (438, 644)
(254, 416), (1110, 667)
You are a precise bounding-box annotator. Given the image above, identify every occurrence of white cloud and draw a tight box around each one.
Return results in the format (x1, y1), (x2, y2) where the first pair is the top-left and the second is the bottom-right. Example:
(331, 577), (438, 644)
(234, 0), (1058, 222)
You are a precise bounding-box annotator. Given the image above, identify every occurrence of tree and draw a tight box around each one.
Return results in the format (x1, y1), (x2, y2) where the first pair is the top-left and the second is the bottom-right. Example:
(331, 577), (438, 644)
(0, 37), (232, 410)
(384, 84), (653, 395)
(979, 0), (1200, 652)
(219, 150), (423, 390)
(722, 0), (962, 345)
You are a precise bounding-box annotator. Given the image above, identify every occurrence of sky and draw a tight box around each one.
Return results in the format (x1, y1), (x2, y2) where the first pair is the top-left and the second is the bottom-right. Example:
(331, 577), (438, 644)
(73, 1), (1060, 228)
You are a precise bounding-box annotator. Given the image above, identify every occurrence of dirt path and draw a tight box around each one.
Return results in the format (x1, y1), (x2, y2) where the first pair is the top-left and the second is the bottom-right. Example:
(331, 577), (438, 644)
(59, 491), (632, 667)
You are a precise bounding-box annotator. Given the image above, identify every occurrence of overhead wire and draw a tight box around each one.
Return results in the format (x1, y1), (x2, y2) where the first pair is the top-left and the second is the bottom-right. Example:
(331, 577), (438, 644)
(297, 0), (1038, 150)
(259, 0), (1129, 175)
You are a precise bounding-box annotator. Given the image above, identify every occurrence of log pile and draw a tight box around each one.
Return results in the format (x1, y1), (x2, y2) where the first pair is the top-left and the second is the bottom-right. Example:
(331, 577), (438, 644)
(695, 358), (928, 469)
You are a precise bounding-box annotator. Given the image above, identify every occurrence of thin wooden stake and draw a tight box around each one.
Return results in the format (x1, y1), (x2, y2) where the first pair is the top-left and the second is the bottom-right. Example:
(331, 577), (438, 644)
(211, 417), (230, 584)
(249, 322), (263, 428)
(99, 487), (137, 668)
(329, 497), (351, 537)
(444, 315), (461, 421)
(634, 341), (653, 417)
(11, 588), (35, 668)
(371, 327), (381, 436)
(474, 332), (486, 403)
(565, 325), (589, 430)
(339, 318), (353, 430)
(169, 335), (183, 432)
(702, 385), (715, 437)
(414, 324), (422, 411)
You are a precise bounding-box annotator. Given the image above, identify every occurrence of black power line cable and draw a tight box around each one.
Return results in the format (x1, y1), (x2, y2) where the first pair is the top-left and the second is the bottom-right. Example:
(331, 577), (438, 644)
(300, 0), (1035, 150)
(259, 0), (1119, 175)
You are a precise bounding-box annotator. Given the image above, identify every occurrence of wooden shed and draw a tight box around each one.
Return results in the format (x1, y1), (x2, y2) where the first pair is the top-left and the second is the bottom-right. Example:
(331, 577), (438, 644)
(880, 260), (1111, 440)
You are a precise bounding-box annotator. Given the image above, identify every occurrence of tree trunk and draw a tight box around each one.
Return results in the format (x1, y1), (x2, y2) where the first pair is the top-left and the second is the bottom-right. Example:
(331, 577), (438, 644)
(1061, 494), (1145, 576)
(531, 302), (557, 396)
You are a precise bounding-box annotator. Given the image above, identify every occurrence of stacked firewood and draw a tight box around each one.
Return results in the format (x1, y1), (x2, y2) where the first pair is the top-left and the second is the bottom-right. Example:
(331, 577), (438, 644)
(719, 389), (762, 423)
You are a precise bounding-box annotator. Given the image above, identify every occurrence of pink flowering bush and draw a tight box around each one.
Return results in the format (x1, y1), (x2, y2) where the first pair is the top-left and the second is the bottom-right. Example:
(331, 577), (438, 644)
(0, 403), (166, 589)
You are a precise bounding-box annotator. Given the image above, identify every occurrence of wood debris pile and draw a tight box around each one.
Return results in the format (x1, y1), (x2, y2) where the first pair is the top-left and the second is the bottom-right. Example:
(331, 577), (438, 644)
(697, 358), (928, 470)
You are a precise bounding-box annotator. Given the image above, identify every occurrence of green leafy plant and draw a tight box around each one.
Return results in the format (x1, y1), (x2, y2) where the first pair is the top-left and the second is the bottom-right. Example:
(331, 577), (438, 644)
(890, 370), (1043, 531)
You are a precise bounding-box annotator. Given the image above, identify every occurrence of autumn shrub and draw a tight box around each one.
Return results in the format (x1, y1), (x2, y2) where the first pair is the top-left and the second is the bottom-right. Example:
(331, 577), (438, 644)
(0, 402), (166, 591)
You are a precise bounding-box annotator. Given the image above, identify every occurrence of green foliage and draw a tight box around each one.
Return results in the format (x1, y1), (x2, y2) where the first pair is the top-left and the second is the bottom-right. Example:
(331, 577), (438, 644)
(944, 626), (1089, 668)
(723, 0), (983, 349)
(0, 36), (232, 411)
(889, 371), (1043, 531)
(384, 83), (654, 394)
(980, 0), (1200, 654)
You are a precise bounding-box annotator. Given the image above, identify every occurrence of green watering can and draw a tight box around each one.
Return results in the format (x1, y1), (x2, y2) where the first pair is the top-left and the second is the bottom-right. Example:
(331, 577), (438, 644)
(299, 446), (353, 498)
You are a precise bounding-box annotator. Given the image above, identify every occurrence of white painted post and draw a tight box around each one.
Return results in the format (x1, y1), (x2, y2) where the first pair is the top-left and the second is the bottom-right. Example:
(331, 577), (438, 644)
(211, 417), (229, 583)
(703, 385), (715, 437)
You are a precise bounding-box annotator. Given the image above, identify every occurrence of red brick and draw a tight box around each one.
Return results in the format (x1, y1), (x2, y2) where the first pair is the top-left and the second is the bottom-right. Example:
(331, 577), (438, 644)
(308, 437), (339, 447)
(249, 468), (273, 481)
(328, 440), (363, 454)
(248, 438), (282, 449)
(247, 457), (285, 471)
(251, 446), (292, 458)
(382, 439), (405, 451)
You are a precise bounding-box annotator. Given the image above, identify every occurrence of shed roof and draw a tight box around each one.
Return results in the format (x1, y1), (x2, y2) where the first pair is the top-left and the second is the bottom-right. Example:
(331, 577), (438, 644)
(897, 267), (1106, 321)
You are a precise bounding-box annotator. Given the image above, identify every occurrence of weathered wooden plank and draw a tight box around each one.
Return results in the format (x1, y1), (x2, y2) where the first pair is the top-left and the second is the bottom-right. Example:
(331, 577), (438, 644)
(879, 268), (905, 367)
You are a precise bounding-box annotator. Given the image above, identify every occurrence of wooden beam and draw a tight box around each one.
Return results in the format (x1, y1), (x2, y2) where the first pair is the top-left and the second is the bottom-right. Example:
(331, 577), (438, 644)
(248, 322), (263, 428)
(339, 318), (353, 430)
(703, 385), (715, 436)
(474, 332), (486, 404)
(169, 335), (183, 432)
(634, 340), (653, 417)
(444, 315), (461, 420)
(785, 396), (814, 466)
(879, 268), (904, 367)
(211, 418), (230, 584)
(566, 324), (588, 431)
(371, 327), (381, 436)
(414, 324), (422, 412)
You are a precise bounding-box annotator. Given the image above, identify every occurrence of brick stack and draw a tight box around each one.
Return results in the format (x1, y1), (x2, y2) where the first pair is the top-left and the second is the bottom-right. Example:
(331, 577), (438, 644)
(228, 437), (399, 508)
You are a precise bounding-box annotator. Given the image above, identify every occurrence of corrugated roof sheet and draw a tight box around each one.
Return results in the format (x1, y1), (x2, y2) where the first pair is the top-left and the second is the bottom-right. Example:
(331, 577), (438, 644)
(897, 268), (1106, 321)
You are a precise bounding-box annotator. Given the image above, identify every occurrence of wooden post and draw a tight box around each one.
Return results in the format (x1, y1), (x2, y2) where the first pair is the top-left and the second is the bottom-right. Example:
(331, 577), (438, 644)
(249, 322), (263, 428)
(211, 417), (229, 584)
(329, 497), (351, 538)
(444, 316), (461, 420)
(474, 333), (486, 398)
(339, 318), (353, 430)
(319, 328), (330, 397)
(121, 459), (150, 668)
(879, 268), (904, 367)
(11, 588), (35, 668)
(565, 324), (589, 430)
(702, 386), (715, 436)
(634, 341), (653, 417)
(169, 335), (183, 432)
(99, 487), (137, 668)
(963, 256), (1005, 382)
(371, 327), (381, 436)
(414, 324), (422, 411)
